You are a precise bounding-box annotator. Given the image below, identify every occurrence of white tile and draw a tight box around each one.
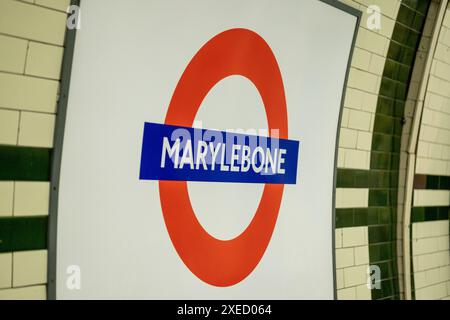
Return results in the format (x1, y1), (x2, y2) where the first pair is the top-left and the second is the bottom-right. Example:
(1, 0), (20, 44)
(356, 131), (372, 151)
(412, 237), (439, 256)
(0, 0), (67, 45)
(0, 109), (19, 145)
(337, 287), (356, 300)
(18, 112), (55, 148)
(336, 268), (345, 290)
(344, 149), (370, 170)
(0, 253), (12, 289)
(342, 226), (368, 248)
(356, 284), (371, 300)
(13, 250), (47, 287)
(0, 73), (59, 114)
(335, 229), (343, 249)
(339, 128), (358, 149)
(0, 285), (46, 300)
(336, 248), (355, 269)
(0, 182), (14, 217)
(25, 42), (64, 79)
(14, 181), (50, 216)
(344, 265), (368, 287)
(0, 34), (27, 73)
(354, 245), (370, 265)
(348, 110), (372, 131)
(36, 0), (71, 12)
(336, 188), (369, 209)
(413, 190), (450, 207)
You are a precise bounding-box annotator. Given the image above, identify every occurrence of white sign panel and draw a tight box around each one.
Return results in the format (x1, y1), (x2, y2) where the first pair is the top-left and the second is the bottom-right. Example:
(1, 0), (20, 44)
(56, 0), (358, 299)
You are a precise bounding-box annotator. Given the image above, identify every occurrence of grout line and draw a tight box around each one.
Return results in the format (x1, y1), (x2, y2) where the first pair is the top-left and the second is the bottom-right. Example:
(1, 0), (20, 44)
(0, 32), (65, 48)
(13, 110), (20, 147)
(0, 69), (62, 82)
(12, 179), (16, 219)
(10, 251), (13, 288)
(22, 41), (29, 75)
(0, 105), (57, 115)
(0, 32), (65, 50)
(12, 0), (69, 14)
(0, 283), (47, 291)
(413, 280), (450, 291)
(16, 111), (21, 147)
(10, 177), (15, 287)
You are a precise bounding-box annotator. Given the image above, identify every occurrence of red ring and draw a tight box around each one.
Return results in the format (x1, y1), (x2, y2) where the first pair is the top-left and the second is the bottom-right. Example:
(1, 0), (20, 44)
(160, 28), (288, 287)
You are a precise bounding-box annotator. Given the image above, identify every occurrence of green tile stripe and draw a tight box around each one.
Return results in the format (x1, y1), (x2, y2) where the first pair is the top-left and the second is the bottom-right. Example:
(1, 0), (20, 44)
(0, 145), (51, 253)
(408, 175), (450, 298)
(413, 174), (450, 190)
(336, 207), (396, 228)
(368, 0), (430, 300)
(335, 0), (430, 300)
(401, 0), (430, 17)
(337, 169), (398, 189)
(412, 174), (450, 221)
(411, 206), (450, 222)
(336, 0), (431, 300)
(0, 216), (48, 253)
(0, 146), (51, 181)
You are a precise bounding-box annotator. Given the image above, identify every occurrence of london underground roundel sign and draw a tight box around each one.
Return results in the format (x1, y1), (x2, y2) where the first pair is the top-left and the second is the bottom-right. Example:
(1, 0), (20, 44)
(140, 28), (297, 286)
(57, 0), (358, 300)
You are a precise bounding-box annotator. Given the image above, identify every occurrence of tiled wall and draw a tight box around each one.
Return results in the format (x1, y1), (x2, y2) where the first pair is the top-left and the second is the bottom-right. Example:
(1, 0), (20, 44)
(337, 0), (432, 299)
(410, 3), (450, 300)
(416, 5), (450, 175)
(335, 226), (372, 299)
(0, 0), (448, 301)
(0, 0), (69, 300)
(338, 0), (402, 171)
(411, 220), (449, 299)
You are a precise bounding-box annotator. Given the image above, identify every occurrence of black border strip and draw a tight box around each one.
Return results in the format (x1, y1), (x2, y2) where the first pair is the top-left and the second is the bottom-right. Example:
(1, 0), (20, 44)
(47, 0), (80, 300)
(320, 0), (362, 18)
(319, 0), (361, 300)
